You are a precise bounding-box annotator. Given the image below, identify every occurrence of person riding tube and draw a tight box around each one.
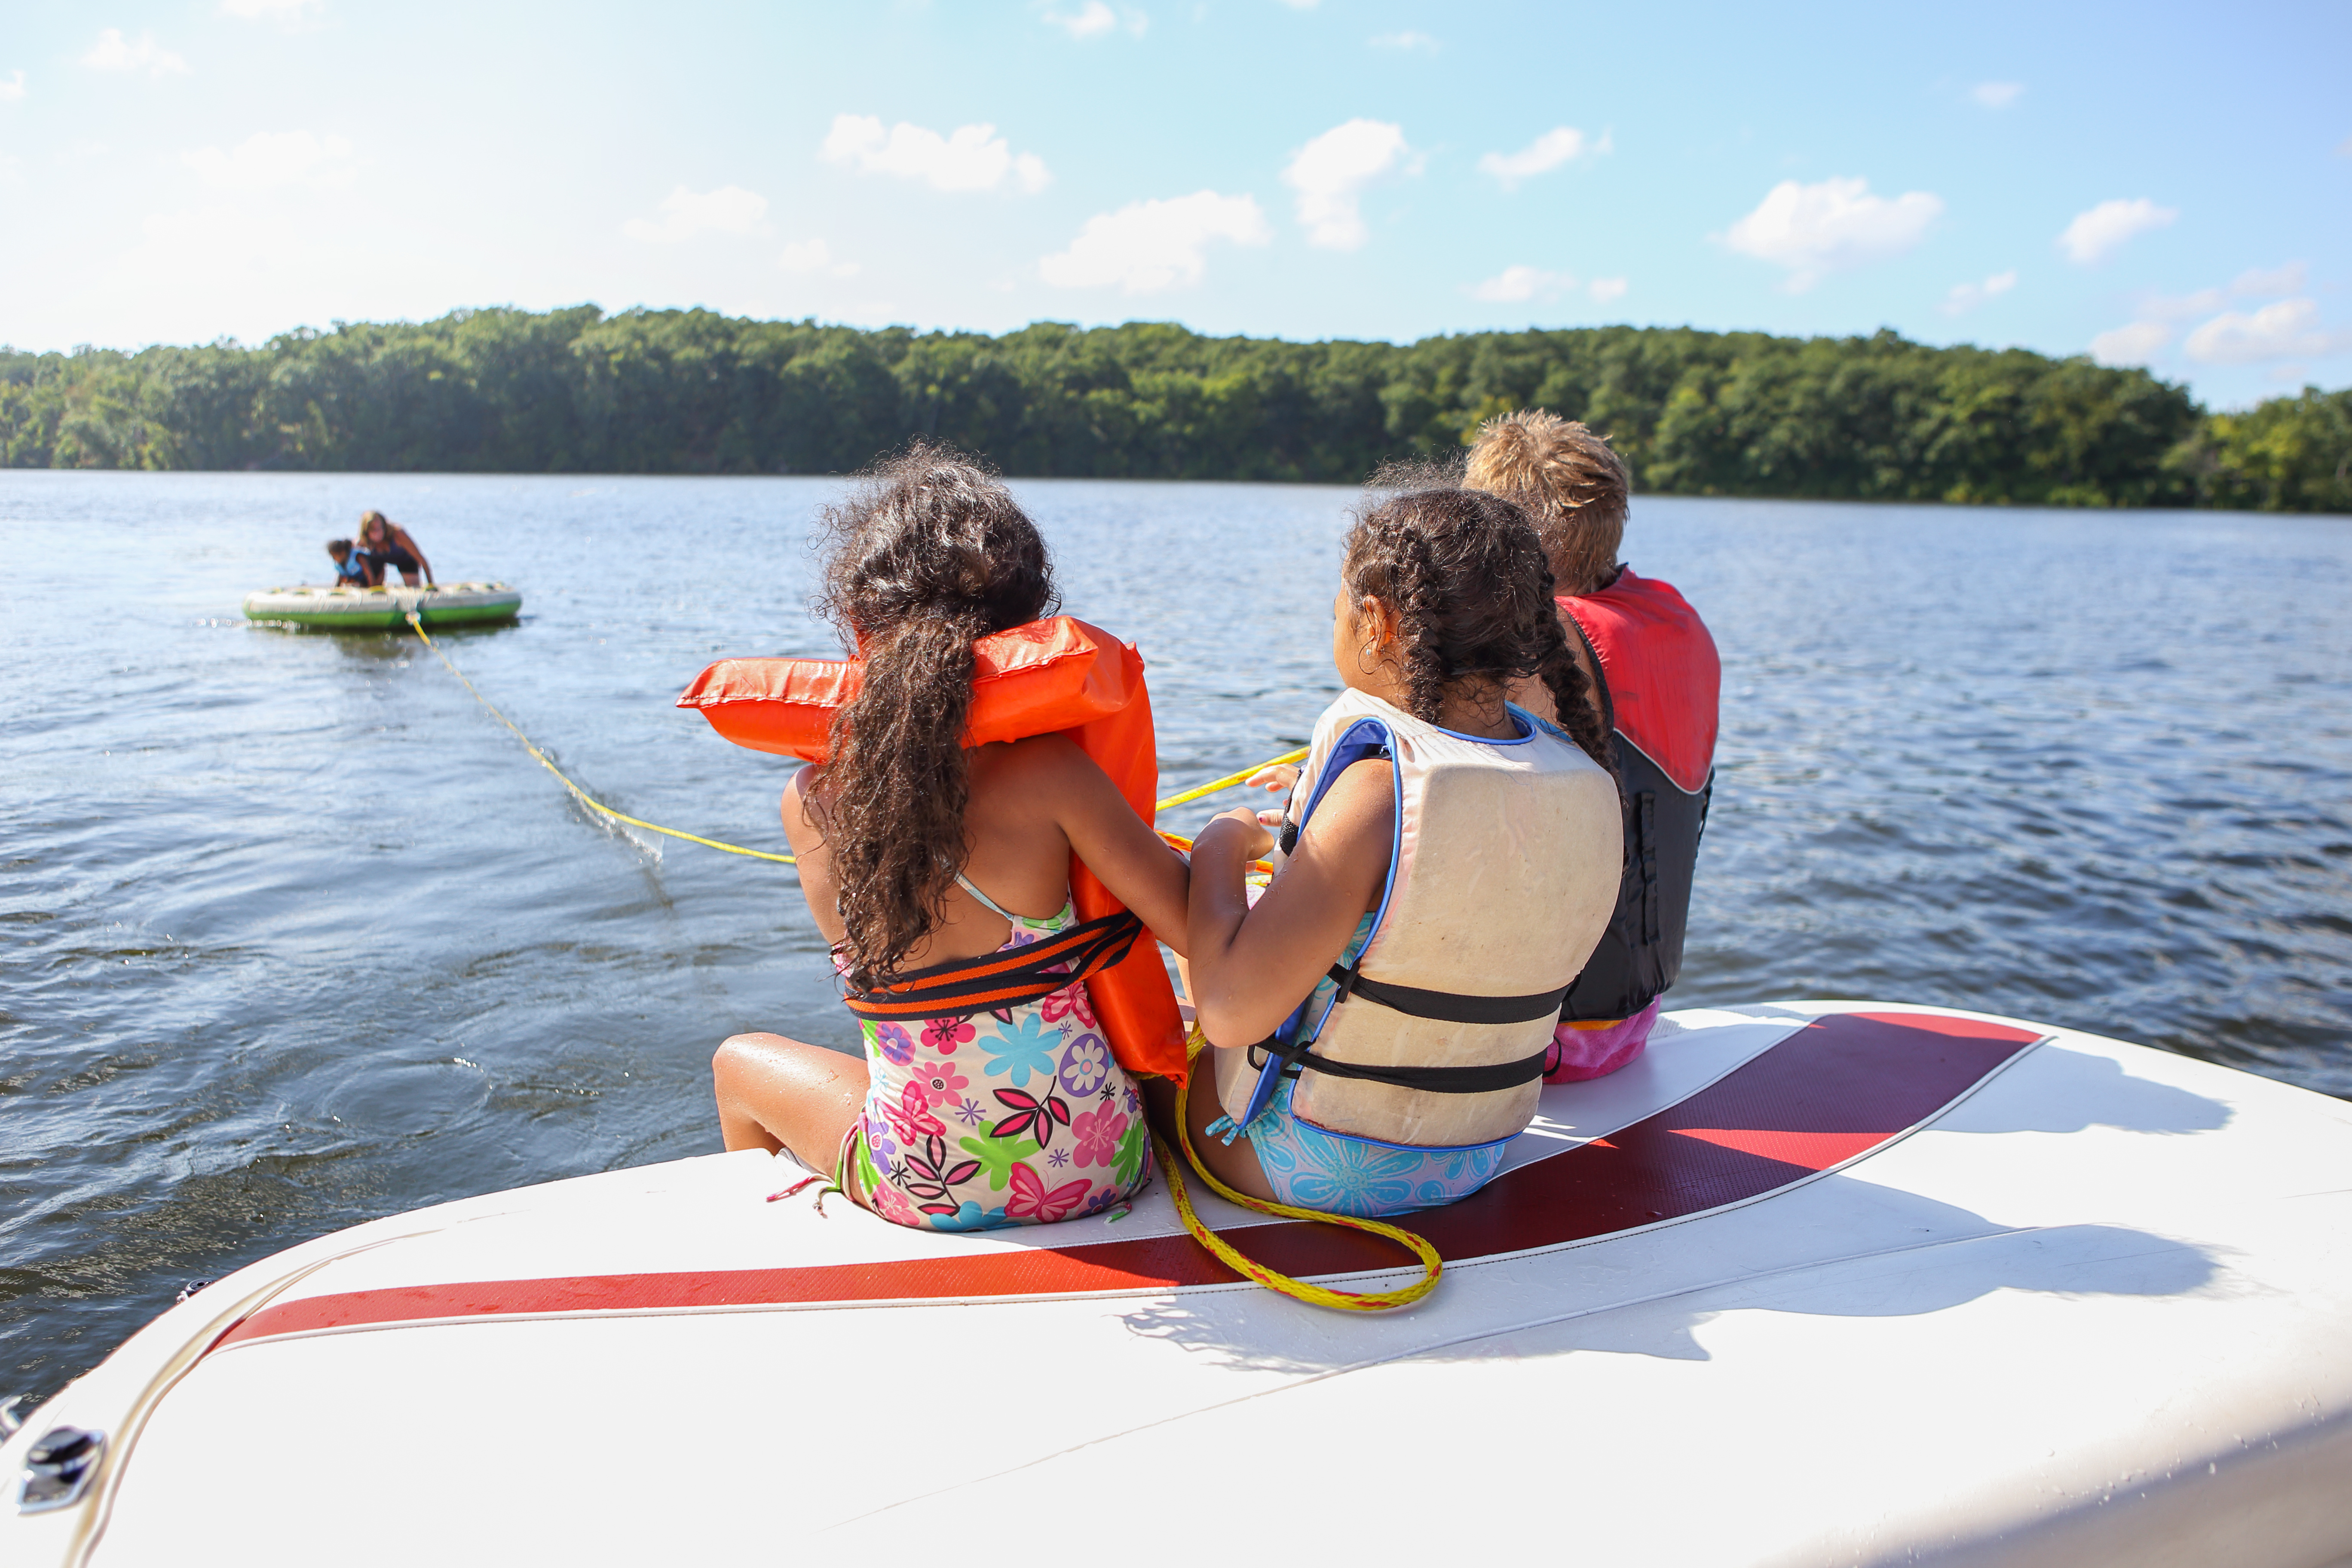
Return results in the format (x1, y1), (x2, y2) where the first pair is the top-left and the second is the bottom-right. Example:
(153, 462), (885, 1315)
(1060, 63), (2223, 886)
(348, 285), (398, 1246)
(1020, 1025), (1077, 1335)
(356, 510), (433, 588)
(327, 538), (372, 588)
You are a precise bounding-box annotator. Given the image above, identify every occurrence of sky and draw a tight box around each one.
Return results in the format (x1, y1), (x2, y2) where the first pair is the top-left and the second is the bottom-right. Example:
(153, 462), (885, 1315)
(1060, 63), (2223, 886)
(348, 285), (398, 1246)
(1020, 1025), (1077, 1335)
(2, 0), (2347, 408)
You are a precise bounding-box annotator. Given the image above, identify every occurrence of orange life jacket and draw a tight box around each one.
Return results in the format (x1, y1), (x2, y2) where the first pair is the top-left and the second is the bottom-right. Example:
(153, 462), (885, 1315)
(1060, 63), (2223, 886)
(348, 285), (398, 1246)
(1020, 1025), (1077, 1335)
(675, 616), (1188, 1083)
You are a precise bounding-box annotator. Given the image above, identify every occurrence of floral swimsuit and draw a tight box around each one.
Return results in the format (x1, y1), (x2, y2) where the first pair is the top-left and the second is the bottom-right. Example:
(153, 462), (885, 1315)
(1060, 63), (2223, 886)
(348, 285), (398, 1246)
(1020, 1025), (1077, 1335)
(839, 876), (1153, 1233)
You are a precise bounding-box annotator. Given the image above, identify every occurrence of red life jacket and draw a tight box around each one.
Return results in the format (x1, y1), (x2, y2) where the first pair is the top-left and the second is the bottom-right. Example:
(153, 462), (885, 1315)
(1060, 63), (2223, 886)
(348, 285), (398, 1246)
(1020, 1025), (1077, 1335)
(675, 617), (1188, 1083)
(1558, 568), (1721, 1021)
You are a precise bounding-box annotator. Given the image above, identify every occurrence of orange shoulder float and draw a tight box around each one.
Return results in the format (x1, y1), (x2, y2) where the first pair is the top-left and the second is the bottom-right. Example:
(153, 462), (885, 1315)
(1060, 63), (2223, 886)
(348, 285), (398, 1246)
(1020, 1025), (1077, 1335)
(676, 616), (1187, 1083)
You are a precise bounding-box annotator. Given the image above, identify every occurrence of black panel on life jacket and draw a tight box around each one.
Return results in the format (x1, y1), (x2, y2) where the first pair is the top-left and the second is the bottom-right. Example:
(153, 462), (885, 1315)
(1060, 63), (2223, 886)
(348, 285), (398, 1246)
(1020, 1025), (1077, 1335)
(1556, 616), (1712, 1023)
(1560, 734), (1711, 1022)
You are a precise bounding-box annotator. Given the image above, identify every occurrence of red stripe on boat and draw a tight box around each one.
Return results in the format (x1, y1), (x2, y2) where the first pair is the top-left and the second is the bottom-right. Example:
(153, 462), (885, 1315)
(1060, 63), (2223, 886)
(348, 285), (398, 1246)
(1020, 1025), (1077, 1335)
(217, 1012), (2038, 1346)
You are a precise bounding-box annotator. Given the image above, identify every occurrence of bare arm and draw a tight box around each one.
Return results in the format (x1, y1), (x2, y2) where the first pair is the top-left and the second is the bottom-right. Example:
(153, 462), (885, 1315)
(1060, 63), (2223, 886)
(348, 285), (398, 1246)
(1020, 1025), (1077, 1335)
(1028, 738), (1191, 956)
(395, 526), (433, 585)
(1187, 758), (1393, 1047)
(778, 766), (845, 946)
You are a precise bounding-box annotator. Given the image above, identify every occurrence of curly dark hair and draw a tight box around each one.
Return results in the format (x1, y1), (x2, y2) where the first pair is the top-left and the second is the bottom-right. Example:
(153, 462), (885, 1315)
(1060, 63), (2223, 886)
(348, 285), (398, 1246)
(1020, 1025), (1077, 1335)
(1340, 486), (1613, 771)
(813, 442), (1057, 985)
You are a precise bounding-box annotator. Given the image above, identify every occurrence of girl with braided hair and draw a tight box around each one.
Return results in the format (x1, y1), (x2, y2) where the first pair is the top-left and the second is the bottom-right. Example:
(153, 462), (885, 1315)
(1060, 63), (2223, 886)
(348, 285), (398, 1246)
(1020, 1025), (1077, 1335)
(1177, 485), (1621, 1219)
(712, 444), (1190, 1231)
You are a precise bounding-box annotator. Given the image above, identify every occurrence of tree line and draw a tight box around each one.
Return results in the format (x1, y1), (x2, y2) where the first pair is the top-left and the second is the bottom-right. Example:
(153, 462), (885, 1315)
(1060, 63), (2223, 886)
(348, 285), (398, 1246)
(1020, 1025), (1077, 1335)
(2, 307), (2345, 511)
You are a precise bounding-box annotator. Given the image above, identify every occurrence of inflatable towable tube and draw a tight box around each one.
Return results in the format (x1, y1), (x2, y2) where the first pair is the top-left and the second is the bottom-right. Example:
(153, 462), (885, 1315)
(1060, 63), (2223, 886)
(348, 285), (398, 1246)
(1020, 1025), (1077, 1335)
(676, 616), (1188, 1083)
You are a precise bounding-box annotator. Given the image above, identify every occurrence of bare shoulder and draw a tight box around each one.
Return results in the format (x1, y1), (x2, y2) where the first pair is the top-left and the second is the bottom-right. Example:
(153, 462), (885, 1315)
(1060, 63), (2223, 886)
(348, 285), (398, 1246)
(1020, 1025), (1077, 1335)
(1301, 756), (1395, 842)
(974, 732), (1096, 790)
(778, 764), (827, 850)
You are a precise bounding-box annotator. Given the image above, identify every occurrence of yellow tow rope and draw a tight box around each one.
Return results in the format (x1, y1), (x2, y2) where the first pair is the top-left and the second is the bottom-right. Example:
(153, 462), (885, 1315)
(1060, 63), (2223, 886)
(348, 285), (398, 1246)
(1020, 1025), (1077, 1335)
(412, 615), (1438, 1310)
(1154, 1028), (1442, 1312)
(406, 614), (800, 862)
(409, 614), (1302, 861)
(1153, 749), (1308, 812)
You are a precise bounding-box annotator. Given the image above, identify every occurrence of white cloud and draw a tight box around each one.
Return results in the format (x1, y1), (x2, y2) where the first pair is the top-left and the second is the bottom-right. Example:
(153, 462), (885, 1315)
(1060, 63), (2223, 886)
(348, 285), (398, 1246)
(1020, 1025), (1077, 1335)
(182, 130), (352, 190)
(1971, 81), (2023, 109)
(2141, 287), (2225, 322)
(2089, 321), (2172, 367)
(2338, 135), (2351, 158)
(220, 0), (324, 20)
(1044, 1), (1118, 36)
(622, 184), (769, 243)
(2231, 260), (2306, 298)
(1939, 268), (2018, 315)
(1477, 126), (1605, 190)
(1588, 276), (1627, 304)
(1369, 30), (1439, 52)
(2184, 299), (2352, 365)
(0, 70), (24, 103)
(1721, 177), (1942, 291)
(1283, 119), (1408, 250)
(2057, 197), (2176, 265)
(2123, 264), (2311, 339)
(780, 239), (858, 278)
(1039, 190), (1269, 293)
(83, 28), (189, 77)
(1468, 265), (1574, 303)
(821, 114), (1050, 194)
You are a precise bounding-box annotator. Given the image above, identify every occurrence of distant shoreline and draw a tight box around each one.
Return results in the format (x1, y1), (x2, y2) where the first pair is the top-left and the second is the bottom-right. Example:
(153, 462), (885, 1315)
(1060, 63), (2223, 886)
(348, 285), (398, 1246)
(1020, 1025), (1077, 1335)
(4, 310), (2346, 514)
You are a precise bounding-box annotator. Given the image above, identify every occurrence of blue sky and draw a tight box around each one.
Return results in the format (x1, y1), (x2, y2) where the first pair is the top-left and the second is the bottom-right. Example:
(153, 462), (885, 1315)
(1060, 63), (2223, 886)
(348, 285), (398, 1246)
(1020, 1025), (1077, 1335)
(3, 0), (2346, 407)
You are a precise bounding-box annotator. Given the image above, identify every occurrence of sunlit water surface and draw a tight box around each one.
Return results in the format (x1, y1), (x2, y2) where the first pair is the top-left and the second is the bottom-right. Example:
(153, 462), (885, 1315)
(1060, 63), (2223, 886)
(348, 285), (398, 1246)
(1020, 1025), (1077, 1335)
(3, 472), (2348, 1401)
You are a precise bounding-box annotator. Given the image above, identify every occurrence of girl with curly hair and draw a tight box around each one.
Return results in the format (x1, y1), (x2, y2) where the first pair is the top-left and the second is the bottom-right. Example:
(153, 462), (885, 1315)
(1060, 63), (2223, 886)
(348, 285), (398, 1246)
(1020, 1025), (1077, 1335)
(1178, 485), (1621, 1219)
(712, 444), (1189, 1231)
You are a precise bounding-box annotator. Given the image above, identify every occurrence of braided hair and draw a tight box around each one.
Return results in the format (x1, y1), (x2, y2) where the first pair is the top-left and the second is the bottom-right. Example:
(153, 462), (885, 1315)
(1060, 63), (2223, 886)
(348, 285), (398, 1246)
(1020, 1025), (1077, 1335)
(1340, 487), (1613, 772)
(814, 442), (1057, 985)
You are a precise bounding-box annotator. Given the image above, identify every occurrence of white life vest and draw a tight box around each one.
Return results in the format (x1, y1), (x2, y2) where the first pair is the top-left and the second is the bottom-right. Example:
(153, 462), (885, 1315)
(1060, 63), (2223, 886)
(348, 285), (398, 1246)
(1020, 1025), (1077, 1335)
(1213, 688), (1623, 1149)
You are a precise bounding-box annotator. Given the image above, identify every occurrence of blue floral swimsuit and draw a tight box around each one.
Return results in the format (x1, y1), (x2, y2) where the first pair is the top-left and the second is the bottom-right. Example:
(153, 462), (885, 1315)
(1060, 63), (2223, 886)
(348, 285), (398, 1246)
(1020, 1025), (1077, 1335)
(839, 875), (1152, 1232)
(1208, 914), (1514, 1219)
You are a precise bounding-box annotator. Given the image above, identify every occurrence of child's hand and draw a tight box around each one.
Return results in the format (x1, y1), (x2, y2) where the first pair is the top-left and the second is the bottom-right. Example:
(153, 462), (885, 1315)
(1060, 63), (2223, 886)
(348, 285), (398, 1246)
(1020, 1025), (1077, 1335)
(1246, 763), (1301, 795)
(1203, 806), (1275, 859)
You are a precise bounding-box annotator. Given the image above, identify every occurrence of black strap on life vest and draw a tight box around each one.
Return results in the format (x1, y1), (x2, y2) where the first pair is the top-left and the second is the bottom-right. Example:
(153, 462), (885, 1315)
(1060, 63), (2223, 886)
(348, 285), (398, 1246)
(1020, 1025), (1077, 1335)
(1240, 961), (1567, 1096)
(841, 909), (1143, 1023)
(1247, 1033), (1553, 1096)
(1326, 962), (1574, 1025)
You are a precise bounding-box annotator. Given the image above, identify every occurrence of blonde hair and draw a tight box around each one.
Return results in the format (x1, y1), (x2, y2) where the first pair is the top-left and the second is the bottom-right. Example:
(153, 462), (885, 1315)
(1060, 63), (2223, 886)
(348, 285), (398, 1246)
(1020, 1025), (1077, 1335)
(1464, 409), (1629, 596)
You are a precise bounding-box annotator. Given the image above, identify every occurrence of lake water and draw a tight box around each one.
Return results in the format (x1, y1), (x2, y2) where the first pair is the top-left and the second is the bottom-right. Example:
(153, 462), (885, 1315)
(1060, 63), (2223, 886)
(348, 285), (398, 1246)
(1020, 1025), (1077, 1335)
(4, 472), (2349, 1405)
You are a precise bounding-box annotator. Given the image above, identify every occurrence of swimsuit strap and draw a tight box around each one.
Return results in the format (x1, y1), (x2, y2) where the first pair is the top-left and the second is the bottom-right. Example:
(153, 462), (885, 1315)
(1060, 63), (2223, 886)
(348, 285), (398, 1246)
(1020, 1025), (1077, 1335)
(953, 870), (1024, 925)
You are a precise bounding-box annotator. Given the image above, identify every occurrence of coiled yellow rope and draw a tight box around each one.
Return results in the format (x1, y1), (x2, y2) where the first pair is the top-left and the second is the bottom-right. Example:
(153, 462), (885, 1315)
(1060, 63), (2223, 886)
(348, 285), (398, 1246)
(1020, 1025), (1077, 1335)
(1153, 1026), (1442, 1312)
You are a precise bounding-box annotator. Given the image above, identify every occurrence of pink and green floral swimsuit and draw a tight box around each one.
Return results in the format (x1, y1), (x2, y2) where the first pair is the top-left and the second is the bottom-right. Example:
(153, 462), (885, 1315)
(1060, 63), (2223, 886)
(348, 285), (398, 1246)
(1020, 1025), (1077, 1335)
(840, 887), (1153, 1232)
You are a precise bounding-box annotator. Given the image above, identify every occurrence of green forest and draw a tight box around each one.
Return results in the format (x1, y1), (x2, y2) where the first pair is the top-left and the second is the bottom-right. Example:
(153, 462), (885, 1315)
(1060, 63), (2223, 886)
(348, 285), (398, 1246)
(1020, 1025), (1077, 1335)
(2, 307), (2346, 511)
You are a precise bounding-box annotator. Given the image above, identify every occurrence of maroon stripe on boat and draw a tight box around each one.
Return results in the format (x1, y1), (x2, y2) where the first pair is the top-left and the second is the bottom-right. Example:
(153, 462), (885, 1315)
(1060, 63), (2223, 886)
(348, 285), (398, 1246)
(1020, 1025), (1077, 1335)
(216, 1012), (2038, 1346)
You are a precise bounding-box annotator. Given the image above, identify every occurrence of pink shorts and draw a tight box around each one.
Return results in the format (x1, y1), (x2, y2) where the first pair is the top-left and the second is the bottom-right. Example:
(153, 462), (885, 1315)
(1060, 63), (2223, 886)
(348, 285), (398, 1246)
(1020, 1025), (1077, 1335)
(1544, 998), (1660, 1083)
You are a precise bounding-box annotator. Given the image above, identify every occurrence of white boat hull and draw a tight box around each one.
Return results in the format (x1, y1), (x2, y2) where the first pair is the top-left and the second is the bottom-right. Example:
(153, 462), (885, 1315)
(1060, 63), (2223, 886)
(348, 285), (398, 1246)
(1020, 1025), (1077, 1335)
(7, 1001), (2350, 1566)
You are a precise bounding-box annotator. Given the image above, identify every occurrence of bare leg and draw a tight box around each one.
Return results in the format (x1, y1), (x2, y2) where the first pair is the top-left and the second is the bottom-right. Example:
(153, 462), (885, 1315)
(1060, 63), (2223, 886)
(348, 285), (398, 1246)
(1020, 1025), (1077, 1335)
(712, 1033), (868, 1176)
(1177, 1055), (1277, 1203)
